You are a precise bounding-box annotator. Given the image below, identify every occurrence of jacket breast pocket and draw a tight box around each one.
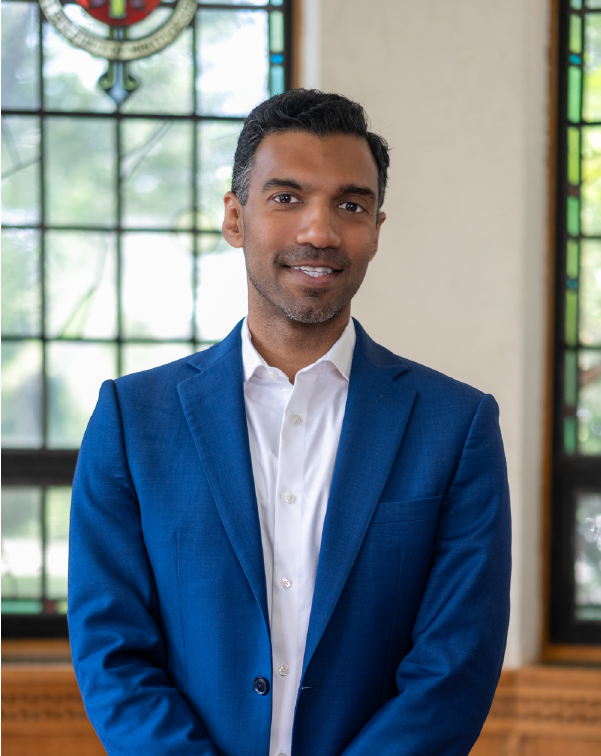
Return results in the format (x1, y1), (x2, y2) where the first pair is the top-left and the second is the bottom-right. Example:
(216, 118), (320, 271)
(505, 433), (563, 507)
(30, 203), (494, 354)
(370, 495), (442, 525)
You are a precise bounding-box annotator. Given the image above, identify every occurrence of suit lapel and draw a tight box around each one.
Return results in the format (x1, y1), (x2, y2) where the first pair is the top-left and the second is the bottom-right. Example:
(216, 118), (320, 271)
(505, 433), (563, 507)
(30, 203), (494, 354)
(177, 325), (270, 633)
(303, 323), (416, 676)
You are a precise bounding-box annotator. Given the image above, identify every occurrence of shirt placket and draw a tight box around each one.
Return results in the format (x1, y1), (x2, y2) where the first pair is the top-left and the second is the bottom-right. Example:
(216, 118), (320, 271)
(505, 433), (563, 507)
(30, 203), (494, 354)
(270, 371), (315, 756)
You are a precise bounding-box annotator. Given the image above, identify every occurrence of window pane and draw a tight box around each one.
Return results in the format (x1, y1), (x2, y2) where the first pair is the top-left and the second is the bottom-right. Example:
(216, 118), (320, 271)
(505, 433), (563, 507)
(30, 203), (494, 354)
(122, 343), (193, 376)
(581, 127), (601, 236)
(197, 9), (268, 116)
(575, 491), (601, 621)
(198, 120), (243, 230)
(47, 341), (117, 448)
(1, 487), (42, 601)
(1, 229), (41, 337)
(122, 12), (193, 116)
(1, 340), (43, 448)
(196, 234), (247, 341)
(46, 231), (117, 339)
(1, 115), (40, 225)
(583, 12), (601, 122)
(46, 486), (71, 601)
(122, 120), (193, 229)
(43, 7), (115, 113)
(46, 117), (117, 227)
(579, 350), (601, 455)
(1, 1), (39, 110)
(580, 240), (601, 346)
(122, 233), (193, 339)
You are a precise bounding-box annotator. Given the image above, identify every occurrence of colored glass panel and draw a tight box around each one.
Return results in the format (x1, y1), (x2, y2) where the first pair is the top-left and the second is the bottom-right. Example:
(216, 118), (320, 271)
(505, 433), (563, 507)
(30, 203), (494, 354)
(574, 491), (601, 620)
(196, 234), (248, 342)
(46, 232), (117, 339)
(47, 341), (117, 448)
(583, 13), (601, 121)
(1, 229), (41, 337)
(581, 127), (601, 235)
(197, 9), (269, 117)
(578, 350), (601, 454)
(0, 487), (42, 600)
(580, 240), (601, 346)
(1, 2), (39, 110)
(566, 289), (579, 345)
(564, 416), (577, 454)
(270, 10), (285, 52)
(568, 127), (581, 185)
(270, 64), (285, 95)
(197, 120), (243, 230)
(1, 341), (43, 449)
(586, 0), (601, 8)
(122, 233), (194, 340)
(565, 350), (578, 406)
(568, 65), (582, 122)
(46, 117), (117, 227)
(122, 120), (193, 229)
(571, 0), (583, 7)
(1, 115), (41, 226)
(567, 196), (580, 236)
(567, 239), (580, 280)
(570, 14), (583, 53)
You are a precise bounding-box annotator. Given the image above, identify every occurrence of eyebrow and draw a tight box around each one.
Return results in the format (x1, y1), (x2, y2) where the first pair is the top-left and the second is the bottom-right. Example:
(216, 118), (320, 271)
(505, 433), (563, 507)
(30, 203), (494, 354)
(262, 178), (305, 192)
(262, 178), (377, 202)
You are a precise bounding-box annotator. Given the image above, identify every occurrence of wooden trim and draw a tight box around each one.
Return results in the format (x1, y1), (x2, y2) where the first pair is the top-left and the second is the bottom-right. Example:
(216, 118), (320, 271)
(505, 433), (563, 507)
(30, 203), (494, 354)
(2, 639), (72, 663)
(541, 644), (601, 664)
(541, 0), (560, 660)
(291, 0), (302, 89)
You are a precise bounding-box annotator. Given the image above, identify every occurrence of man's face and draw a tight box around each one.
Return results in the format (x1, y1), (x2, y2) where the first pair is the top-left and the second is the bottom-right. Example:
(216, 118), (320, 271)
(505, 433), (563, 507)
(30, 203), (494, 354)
(223, 131), (386, 324)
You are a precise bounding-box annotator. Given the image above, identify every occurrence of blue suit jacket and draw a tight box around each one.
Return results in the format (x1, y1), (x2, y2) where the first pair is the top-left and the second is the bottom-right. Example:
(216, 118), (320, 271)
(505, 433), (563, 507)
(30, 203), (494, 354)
(68, 319), (511, 756)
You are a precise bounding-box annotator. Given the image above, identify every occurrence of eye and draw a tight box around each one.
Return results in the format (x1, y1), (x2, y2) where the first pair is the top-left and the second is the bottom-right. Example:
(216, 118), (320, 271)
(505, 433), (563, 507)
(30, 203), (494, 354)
(338, 201), (365, 213)
(273, 194), (300, 204)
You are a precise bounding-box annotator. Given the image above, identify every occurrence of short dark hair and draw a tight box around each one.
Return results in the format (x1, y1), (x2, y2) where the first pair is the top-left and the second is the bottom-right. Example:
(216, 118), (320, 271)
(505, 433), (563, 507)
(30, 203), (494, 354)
(231, 89), (390, 213)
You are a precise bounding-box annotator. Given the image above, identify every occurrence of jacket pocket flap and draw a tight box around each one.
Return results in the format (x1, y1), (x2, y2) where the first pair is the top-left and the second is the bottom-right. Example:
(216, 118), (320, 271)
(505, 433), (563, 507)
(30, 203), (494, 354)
(371, 495), (442, 524)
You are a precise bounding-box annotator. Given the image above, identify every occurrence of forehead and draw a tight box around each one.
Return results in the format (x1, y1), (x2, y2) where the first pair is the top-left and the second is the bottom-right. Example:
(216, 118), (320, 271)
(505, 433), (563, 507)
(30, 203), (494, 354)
(249, 131), (379, 193)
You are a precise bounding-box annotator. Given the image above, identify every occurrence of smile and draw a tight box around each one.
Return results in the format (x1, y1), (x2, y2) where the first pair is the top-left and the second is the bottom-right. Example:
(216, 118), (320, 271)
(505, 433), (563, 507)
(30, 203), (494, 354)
(289, 266), (335, 278)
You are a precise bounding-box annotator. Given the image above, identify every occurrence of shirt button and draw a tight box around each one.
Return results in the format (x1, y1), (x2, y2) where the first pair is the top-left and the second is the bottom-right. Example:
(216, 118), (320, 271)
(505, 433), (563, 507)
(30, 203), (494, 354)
(268, 371), (278, 380)
(280, 577), (293, 589)
(291, 414), (302, 424)
(278, 665), (289, 677)
(283, 492), (296, 504)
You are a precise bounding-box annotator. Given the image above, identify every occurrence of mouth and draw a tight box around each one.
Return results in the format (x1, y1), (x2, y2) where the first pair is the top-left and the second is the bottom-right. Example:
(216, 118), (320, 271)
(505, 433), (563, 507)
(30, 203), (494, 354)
(289, 265), (336, 278)
(282, 263), (344, 288)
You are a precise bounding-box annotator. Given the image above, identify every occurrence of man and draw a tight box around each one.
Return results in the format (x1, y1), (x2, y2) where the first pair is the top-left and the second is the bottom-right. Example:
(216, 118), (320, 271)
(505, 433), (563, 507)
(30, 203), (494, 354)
(69, 89), (511, 756)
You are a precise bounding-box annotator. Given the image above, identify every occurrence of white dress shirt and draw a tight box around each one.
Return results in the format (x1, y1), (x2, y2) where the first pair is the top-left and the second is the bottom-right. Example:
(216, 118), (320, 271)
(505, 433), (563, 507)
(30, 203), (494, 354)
(241, 317), (356, 756)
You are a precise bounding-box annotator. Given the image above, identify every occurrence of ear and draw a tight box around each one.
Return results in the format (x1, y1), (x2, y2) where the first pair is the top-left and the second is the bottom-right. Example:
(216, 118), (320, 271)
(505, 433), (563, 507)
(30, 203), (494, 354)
(369, 211), (386, 261)
(222, 191), (245, 248)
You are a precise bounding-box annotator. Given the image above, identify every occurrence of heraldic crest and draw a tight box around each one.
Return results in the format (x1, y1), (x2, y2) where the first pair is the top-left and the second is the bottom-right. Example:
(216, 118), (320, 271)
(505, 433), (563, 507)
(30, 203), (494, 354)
(39, 0), (197, 104)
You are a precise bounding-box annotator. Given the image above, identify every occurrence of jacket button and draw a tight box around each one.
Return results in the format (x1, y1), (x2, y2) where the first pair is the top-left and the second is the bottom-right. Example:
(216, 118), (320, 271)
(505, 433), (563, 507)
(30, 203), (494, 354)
(254, 677), (270, 695)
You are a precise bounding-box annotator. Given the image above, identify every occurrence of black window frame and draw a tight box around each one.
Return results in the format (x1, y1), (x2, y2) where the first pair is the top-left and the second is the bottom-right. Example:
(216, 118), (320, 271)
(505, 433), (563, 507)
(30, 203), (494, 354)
(548, 0), (601, 648)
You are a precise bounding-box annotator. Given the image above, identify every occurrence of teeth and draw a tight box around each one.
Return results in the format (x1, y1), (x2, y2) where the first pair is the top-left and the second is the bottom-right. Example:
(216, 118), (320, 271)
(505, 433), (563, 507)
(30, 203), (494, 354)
(290, 266), (334, 278)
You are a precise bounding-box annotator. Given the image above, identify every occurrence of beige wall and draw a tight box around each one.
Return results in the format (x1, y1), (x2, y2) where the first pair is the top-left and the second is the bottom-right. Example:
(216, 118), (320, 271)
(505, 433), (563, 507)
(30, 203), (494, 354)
(302, 0), (552, 667)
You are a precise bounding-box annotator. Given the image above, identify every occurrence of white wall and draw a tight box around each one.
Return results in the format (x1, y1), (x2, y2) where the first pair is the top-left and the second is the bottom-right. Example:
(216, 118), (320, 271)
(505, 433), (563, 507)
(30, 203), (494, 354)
(302, 0), (552, 668)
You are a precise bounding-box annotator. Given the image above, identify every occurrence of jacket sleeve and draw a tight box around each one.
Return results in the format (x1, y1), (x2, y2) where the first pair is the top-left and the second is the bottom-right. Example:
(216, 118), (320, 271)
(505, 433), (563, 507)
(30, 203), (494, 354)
(341, 393), (512, 756)
(68, 380), (218, 756)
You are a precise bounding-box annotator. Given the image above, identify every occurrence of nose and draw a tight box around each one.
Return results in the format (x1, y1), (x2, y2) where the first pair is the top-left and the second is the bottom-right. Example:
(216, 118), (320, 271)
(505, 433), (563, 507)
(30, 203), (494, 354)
(296, 202), (341, 249)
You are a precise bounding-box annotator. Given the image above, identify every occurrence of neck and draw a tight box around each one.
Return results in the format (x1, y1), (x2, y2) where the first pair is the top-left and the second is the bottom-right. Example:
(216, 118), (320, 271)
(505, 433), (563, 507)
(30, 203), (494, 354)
(246, 297), (351, 383)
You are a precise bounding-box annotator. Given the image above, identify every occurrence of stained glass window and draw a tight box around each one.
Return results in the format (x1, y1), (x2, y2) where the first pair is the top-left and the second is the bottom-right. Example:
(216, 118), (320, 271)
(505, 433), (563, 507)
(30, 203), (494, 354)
(550, 0), (601, 645)
(1, 0), (292, 635)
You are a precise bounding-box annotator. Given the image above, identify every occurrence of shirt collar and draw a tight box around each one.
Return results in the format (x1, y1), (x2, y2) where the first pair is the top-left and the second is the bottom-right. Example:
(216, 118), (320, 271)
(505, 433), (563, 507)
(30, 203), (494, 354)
(241, 317), (356, 383)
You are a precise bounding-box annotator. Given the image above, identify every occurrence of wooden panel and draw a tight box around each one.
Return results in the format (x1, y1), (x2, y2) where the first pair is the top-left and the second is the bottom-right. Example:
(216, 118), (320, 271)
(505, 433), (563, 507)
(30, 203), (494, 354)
(2, 660), (601, 756)
(471, 666), (601, 756)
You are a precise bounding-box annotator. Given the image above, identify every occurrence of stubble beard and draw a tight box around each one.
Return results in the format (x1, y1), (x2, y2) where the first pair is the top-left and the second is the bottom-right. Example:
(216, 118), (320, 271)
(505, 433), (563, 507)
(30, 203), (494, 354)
(245, 245), (368, 325)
